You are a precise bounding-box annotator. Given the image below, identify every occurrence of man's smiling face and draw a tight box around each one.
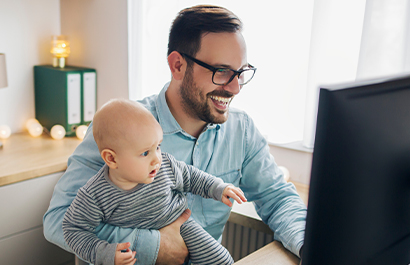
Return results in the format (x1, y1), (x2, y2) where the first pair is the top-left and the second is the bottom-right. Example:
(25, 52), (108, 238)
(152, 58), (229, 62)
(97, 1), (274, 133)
(179, 31), (248, 124)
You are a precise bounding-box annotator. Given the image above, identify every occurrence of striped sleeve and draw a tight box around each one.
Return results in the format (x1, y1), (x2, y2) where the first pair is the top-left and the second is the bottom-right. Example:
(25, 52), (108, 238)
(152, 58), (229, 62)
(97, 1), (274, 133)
(62, 186), (117, 264)
(165, 153), (229, 201)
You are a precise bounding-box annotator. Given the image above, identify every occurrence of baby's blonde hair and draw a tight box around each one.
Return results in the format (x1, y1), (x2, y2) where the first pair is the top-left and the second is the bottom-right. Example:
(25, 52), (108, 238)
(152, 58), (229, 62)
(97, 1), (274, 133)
(92, 99), (157, 153)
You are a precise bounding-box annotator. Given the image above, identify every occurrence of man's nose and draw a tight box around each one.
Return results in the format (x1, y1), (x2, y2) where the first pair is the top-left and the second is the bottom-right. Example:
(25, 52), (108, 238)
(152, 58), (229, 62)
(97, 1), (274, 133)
(223, 75), (241, 95)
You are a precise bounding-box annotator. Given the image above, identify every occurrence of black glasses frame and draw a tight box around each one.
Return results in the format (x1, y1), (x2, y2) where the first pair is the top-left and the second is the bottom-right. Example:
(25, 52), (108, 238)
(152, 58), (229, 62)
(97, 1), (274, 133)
(180, 53), (256, 86)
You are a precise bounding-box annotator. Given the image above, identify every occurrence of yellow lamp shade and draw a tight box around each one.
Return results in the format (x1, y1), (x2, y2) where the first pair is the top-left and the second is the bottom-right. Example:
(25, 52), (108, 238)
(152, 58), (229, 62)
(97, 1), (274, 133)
(51, 35), (70, 68)
(50, 35), (70, 58)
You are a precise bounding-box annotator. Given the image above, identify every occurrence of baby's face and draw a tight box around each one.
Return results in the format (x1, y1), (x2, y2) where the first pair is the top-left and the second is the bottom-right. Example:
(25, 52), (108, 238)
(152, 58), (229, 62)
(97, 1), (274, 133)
(113, 119), (163, 185)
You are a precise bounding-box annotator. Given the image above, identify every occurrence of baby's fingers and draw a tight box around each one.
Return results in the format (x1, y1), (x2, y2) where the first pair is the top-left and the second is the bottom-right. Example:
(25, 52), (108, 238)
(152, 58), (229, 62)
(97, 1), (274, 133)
(117, 248), (137, 265)
(227, 188), (247, 204)
(117, 242), (131, 251)
(234, 189), (247, 202)
(123, 250), (137, 264)
(222, 196), (233, 207)
(229, 191), (244, 204)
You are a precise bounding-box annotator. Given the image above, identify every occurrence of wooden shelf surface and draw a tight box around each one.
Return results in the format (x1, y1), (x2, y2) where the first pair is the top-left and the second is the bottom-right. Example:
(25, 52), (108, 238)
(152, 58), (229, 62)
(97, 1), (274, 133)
(0, 132), (81, 187)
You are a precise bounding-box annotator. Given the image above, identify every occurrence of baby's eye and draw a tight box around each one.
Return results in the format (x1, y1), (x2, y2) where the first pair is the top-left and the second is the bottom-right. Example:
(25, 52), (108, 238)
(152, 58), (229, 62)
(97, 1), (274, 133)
(141, 151), (149, 157)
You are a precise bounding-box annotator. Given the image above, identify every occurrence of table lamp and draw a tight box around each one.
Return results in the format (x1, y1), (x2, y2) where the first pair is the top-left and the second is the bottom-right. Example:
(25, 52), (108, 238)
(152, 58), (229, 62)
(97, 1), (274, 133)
(0, 53), (9, 149)
(50, 35), (70, 68)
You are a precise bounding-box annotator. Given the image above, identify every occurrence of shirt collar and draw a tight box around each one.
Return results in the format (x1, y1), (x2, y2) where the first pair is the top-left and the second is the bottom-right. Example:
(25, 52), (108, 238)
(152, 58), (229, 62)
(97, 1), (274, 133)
(155, 82), (222, 136)
(156, 82), (184, 135)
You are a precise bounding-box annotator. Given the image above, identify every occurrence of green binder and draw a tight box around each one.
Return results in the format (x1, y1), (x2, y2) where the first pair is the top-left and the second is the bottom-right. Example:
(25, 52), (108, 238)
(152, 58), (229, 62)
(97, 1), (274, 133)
(34, 65), (97, 136)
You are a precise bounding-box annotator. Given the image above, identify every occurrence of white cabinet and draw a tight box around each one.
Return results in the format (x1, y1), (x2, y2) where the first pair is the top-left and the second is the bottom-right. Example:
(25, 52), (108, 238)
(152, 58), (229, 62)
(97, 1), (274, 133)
(0, 172), (74, 265)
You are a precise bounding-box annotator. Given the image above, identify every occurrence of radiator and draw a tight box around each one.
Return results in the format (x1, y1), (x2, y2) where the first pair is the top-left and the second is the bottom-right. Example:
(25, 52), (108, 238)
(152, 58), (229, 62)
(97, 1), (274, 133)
(74, 221), (274, 265)
(222, 221), (274, 262)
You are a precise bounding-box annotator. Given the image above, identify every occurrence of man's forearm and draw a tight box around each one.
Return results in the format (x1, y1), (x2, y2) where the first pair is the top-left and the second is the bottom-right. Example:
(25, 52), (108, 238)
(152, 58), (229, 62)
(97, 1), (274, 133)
(44, 207), (161, 264)
(95, 222), (161, 264)
(43, 206), (72, 252)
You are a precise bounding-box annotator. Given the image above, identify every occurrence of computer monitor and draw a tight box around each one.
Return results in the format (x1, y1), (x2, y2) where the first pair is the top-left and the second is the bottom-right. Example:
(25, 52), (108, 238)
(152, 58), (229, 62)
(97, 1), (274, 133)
(302, 73), (410, 265)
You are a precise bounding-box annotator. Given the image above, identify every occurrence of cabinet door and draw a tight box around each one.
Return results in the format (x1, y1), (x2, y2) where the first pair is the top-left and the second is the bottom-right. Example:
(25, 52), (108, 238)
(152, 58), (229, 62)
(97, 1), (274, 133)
(0, 227), (74, 265)
(0, 172), (74, 265)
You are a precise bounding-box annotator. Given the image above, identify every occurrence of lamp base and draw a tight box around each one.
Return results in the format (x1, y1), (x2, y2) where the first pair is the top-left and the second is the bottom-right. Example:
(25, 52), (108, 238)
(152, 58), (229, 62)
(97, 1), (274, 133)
(0, 140), (3, 149)
(52, 57), (66, 68)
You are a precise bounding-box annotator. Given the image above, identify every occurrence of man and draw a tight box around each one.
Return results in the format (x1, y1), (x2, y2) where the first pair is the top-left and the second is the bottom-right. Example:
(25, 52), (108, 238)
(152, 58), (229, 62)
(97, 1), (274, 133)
(44, 5), (306, 265)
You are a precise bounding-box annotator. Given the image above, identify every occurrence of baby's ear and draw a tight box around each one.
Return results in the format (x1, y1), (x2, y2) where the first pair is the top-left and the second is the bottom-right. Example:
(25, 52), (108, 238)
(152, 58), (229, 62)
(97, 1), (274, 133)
(101, 149), (118, 169)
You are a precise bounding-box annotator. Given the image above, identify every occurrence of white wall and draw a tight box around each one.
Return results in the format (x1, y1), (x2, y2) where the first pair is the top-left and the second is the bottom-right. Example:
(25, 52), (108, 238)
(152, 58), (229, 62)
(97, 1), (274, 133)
(60, 0), (129, 109)
(0, 0), (129, 134)
(0, 0), (61, 133)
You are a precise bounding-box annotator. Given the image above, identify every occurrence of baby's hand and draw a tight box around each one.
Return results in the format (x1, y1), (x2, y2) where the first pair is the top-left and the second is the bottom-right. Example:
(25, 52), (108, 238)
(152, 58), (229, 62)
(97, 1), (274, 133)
(222, 185), (247, 207)
(115, 242), (136, 265)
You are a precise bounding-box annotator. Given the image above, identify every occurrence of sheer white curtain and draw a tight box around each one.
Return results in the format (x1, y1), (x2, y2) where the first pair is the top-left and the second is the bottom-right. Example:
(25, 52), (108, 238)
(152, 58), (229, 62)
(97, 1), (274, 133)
(302, 0), (367, 148)
(356, 0), (410, 80)
(128, 0), (410, 147)
(303, 0), (410, 148)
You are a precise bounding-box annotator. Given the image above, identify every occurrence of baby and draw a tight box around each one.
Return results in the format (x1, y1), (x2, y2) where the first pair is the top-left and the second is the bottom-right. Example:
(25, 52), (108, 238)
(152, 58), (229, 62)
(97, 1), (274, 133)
(62, 99), (246, 265)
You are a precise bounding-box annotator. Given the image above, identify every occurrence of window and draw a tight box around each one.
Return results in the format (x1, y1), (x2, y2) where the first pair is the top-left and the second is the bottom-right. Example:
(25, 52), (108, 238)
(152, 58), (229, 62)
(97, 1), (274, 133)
(128, 0), (410, 147)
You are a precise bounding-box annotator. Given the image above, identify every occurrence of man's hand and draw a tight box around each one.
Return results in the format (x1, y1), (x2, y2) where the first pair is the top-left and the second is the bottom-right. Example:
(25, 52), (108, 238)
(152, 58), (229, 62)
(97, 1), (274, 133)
(222, 185), (247, 207)
(114, 242), (136, 265)
(156, 209), (191, 265)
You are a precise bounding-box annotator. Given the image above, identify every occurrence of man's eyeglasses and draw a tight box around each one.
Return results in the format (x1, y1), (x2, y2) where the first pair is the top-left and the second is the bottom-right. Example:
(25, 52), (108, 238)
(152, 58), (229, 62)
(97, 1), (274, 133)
(180, 53), (256, 86)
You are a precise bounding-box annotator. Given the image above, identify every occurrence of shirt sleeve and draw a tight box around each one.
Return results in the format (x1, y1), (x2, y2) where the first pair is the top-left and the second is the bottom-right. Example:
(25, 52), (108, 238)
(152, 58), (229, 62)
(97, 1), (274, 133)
(240, 115), (307, 257)
(43, 123), (161, 264)
(62, 188), (117, 264)
(165, 153), (229, 201)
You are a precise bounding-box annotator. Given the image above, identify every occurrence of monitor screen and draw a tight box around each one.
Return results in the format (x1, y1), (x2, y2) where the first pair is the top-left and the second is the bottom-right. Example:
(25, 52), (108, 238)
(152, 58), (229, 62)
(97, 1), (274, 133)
(302, 74), (410, 265)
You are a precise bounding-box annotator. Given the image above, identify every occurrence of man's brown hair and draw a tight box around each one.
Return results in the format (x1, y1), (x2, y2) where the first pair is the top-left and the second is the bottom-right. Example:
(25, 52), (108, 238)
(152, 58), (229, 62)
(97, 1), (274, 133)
(167, 5), (243, 61)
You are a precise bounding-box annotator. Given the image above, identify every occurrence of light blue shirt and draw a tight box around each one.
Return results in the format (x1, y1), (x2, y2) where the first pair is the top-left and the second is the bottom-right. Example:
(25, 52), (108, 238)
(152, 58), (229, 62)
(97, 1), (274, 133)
(43, 83), (306, 264)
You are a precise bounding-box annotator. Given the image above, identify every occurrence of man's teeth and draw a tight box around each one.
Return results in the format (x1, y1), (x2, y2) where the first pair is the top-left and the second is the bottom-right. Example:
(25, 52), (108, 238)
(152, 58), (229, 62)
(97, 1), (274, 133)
(210, 96), (231, 104)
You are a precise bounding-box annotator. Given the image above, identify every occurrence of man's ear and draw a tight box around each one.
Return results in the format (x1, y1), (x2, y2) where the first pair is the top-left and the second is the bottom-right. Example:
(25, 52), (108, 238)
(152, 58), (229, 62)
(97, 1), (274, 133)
(168, 51), (186, 81)
(101, 149), (118, 169)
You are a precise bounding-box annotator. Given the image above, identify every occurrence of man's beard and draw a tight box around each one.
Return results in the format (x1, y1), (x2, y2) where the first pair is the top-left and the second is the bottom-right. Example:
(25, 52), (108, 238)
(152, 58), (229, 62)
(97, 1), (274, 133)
(179, 68), (232, 124)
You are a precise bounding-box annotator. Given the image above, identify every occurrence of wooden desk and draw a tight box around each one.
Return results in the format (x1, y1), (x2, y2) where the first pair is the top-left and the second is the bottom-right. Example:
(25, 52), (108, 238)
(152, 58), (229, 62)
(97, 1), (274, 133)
(0, 132), (81, 186)
(235, 241), (300, 265)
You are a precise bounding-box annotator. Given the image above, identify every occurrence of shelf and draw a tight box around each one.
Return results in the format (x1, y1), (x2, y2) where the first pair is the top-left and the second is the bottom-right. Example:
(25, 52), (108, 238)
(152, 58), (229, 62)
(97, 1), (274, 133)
(0, 132), (81, 186)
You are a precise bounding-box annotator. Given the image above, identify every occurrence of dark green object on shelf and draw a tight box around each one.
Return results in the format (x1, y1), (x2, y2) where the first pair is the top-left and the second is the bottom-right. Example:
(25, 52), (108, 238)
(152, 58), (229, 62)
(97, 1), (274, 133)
(34, 65), (97, 136)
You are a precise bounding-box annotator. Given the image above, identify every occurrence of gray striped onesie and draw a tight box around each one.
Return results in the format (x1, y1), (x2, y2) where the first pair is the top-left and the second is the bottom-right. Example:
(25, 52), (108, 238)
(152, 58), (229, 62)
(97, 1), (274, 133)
(63, 152), (234, 265)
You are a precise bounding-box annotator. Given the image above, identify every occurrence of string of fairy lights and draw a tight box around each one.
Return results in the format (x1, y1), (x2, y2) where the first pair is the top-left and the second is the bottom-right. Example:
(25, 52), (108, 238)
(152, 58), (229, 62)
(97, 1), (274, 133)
(0, 119), (88, 143)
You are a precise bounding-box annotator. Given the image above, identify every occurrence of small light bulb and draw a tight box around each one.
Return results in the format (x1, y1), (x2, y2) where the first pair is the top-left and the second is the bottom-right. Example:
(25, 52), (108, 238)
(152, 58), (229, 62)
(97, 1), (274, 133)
(28, 122), (44, 137)
(0, 125), (11, 139)
(75, 125), (88, 140)
(26, 118), (40, 131)
(50, 125), (66, 140)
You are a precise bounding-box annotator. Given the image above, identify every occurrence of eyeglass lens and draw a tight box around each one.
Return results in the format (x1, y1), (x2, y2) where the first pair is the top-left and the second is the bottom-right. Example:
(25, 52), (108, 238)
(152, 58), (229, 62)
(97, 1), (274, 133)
(213, 68), (255, 85)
